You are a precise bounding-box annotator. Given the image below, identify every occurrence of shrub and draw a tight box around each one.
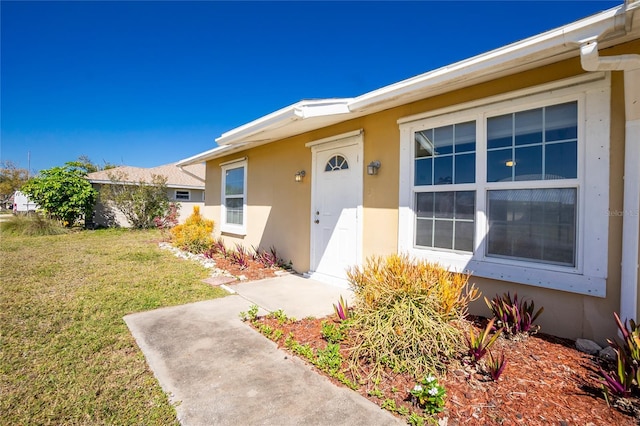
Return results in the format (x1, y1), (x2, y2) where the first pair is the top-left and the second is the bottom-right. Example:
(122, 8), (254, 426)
(0, 213), (68, 236)
(466, 318), (503, 363)
(154, 202), (180, 230)
(486, 351), (507, 381)
(484, 292), (544, 337)
(348, 254), (479, 319)
(169, 206), (214, 253)
(333, 295), (351, 321)
(21, 163), (97, 226)
(229, 243), (250, 269)
(346, 254), (479, 377)
(252, 245), (292, 269)
(599, 312), (640, 403)
(101, 171), (170, 229)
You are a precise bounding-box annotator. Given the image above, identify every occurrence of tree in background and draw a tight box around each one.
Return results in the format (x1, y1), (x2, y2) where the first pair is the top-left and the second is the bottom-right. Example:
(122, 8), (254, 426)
(69, 155), (117, 174)
(20, 163), (97, 226)
(100, 171), (170, 229)
(0, 161), (30, 207)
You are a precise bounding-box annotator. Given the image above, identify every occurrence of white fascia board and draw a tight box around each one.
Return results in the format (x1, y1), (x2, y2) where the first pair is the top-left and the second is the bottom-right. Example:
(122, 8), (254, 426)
(348, 6), (626, 113)
(176, 144), (236, 167)
(215, 99), (352, 146)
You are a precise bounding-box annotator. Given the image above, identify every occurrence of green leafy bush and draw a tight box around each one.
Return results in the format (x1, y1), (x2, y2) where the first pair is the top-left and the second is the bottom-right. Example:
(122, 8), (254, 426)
(347, 254), (479, 377)
(170, 206), (214, 253)
(21, 163), (97, 226)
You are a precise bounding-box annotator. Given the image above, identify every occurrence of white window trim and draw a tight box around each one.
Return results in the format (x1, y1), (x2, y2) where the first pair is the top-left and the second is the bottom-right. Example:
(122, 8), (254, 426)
(175, 190), (191, 201)
(399, 74), (610, 297)
(220, 159), (247, 235)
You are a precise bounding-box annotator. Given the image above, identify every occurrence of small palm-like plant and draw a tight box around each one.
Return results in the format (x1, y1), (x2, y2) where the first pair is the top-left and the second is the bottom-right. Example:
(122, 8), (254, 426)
(333, 295), (351, 321)
(466, 318), (503, 363)
(486, 351), (507, 381)
(485, 292), (543, 336)
(599, 312), (640, 404)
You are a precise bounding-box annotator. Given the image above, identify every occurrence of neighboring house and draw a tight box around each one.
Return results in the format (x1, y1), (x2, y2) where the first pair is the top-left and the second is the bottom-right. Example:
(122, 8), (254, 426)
(177, 4), (640, 343)
(87, 162), (205, 227)
(12, 191), (38, 213)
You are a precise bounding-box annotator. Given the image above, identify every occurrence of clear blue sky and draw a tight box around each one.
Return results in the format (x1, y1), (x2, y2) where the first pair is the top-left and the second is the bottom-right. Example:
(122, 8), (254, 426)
(1, 1), (620, 174)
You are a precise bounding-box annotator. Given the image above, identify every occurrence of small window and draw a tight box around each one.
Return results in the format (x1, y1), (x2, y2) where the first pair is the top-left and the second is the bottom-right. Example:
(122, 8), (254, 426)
(415, 121), (476, 185)
(325, 155), (349, 171)
(175, 190), (190, 201)
(415, 191), (475, 252)
(221, 160), (247, 234)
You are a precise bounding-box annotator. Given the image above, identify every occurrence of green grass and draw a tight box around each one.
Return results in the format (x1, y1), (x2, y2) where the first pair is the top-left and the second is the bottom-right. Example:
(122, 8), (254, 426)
(0, 228), (228, 425)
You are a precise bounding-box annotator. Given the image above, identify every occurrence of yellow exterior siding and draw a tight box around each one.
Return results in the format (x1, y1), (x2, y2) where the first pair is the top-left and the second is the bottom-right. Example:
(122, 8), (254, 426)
(204, 40), (638, 343)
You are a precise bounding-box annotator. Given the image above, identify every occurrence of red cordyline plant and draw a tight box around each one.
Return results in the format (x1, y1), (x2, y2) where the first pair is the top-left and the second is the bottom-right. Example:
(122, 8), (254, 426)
(599, 312), (640, 404)
(466, 318), (503, 363)
(229, 243), (251, 269)
(484, 292), (544, 336)
(486, 351), (507, 381)
(333, 295), (351, 321)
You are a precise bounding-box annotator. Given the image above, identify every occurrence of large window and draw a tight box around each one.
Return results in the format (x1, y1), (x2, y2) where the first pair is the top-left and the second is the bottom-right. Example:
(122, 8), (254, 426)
(220, 159), (247, 234)
(398, 75), (610, 296)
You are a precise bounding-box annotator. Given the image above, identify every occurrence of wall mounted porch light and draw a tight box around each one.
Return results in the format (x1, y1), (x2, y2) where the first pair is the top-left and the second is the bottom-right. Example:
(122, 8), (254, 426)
(367, 161), (381, 175)
(295, 170), (306, 182)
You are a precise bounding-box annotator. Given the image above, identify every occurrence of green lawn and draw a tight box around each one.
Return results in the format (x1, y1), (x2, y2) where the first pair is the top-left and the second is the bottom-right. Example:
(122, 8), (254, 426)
(0, 228), (227, 425)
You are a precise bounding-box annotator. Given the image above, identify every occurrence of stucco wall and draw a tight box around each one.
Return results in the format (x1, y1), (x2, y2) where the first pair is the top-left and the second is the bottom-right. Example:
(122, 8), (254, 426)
(204, 40), (638, 343)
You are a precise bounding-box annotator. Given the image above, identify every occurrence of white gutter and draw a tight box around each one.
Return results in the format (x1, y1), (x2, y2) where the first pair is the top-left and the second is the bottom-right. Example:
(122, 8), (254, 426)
(177, 5), (632, 167)
(350, 6), (627, 112)
(579, 3), (640, 324)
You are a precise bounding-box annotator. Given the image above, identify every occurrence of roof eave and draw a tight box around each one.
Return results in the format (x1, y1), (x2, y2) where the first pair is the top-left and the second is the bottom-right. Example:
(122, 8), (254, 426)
(349, 6), (627, 113)
(177, 4), (634, 166)
(214, 99), (352, 146)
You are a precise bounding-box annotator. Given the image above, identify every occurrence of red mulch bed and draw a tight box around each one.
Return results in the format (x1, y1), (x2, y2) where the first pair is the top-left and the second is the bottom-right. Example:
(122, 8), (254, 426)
(212, 256), (281, 281)
(212, 258), (640, 424)
(252, 315), (640, 425)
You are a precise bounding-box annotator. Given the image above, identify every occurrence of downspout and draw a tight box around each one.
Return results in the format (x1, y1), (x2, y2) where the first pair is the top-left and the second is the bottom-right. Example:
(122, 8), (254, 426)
(579, 12), (640, 323)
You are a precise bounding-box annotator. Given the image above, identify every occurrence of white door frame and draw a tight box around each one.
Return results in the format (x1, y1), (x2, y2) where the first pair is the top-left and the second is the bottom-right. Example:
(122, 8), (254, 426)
(306, 129), (364, 287)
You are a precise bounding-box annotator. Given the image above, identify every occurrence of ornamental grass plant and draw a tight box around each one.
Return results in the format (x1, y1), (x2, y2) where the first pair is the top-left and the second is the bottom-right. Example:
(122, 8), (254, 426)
(346, 254), (479, 378)
(0, 213), (69, 236)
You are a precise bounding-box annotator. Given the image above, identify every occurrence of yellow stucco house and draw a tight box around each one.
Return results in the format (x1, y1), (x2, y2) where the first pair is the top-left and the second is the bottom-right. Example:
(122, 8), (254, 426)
(178, 3), (640, 343)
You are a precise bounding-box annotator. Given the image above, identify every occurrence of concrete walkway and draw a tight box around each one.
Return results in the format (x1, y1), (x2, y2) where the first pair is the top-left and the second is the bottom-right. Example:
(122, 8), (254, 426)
(124, 274), (403, 426)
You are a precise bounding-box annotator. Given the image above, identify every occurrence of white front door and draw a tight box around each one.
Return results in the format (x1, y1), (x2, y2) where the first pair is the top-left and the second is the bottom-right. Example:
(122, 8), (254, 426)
(309, 134), (362, 286)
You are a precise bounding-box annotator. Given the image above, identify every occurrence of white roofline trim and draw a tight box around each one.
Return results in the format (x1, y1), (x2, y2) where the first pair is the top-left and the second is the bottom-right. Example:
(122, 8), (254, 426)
(215, 98), (352, 146)
(348, 6), (626, 112)
(176, 144), (236, 167)
(177, 4), (636, 166)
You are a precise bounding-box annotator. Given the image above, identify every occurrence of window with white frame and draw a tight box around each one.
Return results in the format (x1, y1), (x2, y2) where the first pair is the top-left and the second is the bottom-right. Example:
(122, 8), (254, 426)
(175, 190), (190, 201)
(220, 159), (247, 234)
(398, 74), (610, 296)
